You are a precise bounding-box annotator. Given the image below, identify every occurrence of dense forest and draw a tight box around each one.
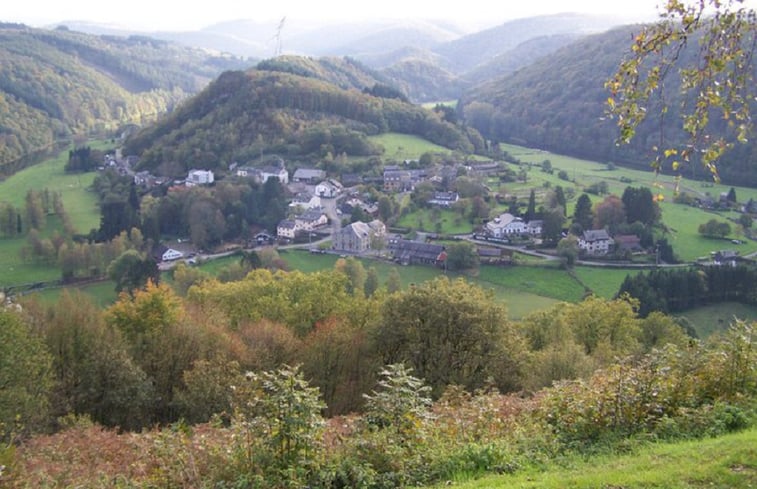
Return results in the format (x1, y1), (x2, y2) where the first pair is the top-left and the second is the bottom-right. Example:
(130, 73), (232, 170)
(458, 25), (757, 186)
(123, 66), (483, 176)
(2, 270), (755, 487)
(0, 23), (249, 176)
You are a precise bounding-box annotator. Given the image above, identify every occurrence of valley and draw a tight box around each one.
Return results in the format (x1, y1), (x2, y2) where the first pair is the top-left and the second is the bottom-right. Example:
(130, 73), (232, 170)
(1, 6), (756, 488)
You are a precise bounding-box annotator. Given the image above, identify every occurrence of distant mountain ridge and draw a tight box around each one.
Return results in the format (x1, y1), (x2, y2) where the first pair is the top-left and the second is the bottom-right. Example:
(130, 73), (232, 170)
(58, 14), (627, 102)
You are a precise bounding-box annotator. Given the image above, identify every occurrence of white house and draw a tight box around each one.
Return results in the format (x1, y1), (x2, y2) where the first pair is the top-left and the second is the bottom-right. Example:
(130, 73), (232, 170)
(315, 179), (343, 198)
(294, 209), (329, 231)
(277, 220), (297, 239)
(485, 213), (526, 238)
(579, 229), (614, 256)
(258, 165), (289, 184)
(289, 192), (322, 211)
(154, 245), (184, 262)
(186, 169), (214, 186)
(525, 220), (543, 236)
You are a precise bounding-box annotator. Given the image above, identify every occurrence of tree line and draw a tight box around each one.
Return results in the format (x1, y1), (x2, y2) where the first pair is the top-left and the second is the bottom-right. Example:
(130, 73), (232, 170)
(618, 265), (757, 318)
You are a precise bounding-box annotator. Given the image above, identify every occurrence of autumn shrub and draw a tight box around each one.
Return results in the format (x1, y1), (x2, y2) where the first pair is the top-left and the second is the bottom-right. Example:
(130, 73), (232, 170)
(225, 364), (326, 489)
(539, 321), (757, 450)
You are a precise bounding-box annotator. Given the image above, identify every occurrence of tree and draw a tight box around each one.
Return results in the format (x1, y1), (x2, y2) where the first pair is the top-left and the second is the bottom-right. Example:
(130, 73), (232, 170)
(621, 186), (659, 226)
(29, 291), (153, 430)
(727, 187), (738, 204)
(593, 195), (626, 232)
(378, 195), (394, 222)
(606, 0), (757, 182)
(374, 277), (524, 397)
(526, 189), (537, 221)
(105, 282), (208, 423)
(445, 241), (479, 272)
(573, 193), (594, 232)
(365, 266), (380, 297)
(541, 207), (566, 245)
(386, 267), (402, 293)
(551, 186), (567, 216)
(698, 218), (732, 238)
(0, 309), (52, 442)
(557, 235), (580, 268)
(335, 257), (367, 296)
(107, 249), (159, 293)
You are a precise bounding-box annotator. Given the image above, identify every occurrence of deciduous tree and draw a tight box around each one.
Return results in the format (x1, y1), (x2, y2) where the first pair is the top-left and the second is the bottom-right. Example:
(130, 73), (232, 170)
(606, 0), (757, 182)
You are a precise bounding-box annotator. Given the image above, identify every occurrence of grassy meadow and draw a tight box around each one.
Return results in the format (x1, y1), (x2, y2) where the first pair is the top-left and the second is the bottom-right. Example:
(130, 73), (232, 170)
(368, 133), (452, 161)
(428, 427), (757, 489)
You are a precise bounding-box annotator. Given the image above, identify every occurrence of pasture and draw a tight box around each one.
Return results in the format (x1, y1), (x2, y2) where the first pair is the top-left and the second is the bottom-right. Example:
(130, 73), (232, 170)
(368, 133), (451, 161)
(0, 143), (101, 233)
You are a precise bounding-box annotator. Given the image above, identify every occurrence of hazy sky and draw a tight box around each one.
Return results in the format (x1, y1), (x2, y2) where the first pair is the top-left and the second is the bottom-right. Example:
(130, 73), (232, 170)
(5, 0), (667, 31)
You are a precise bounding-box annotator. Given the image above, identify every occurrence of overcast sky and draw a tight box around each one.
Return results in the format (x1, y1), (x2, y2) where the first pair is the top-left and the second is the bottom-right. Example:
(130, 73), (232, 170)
(5, 0), (668, 31)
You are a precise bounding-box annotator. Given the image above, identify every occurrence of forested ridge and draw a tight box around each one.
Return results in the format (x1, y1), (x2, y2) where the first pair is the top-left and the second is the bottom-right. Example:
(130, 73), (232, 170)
(459, 25), (757, 186)
(124, 64), (482, 175)
(0, 23), (248, 175)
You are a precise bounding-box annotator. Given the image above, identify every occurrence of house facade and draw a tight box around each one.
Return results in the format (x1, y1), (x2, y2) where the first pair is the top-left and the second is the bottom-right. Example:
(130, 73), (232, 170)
(579, 229), (614, 256)
(428, 192), (460, 208)
(186, 169), (214, 186)
(277, 220), (297, 239)
(315, 179), (343, 198)
(485, 213), (526, 238)
(383, 168), (413, 192)
(295, 209), (329, 231)
(332, 220), (386, 253)
(154, 245), (184, 262)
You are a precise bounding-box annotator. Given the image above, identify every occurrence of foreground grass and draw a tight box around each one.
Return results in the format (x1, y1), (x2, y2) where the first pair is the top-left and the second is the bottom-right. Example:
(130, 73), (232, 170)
(428, 428), (757, 489)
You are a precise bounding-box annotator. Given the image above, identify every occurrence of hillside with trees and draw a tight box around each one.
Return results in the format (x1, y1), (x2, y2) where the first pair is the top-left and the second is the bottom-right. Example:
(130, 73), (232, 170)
(0, 23), (249, 177)
(459, 25), (757, 186)
(123, 64), (483, 176)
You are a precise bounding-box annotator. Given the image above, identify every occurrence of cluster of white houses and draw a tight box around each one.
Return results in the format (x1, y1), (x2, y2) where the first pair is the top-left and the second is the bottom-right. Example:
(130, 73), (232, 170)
(174, 160), (626, 260)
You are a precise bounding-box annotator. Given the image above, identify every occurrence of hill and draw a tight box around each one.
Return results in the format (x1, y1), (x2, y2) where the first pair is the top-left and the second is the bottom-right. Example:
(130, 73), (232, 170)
(59, 14), (627, 103)
(458, 25), (757, 187)
(123, 60), (482, 175)
(0, 23), (249, 177)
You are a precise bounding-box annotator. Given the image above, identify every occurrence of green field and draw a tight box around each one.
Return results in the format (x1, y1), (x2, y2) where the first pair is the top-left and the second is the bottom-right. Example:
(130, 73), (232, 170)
(397, 208), (474, 235)
(573, 266), (637, 299)
(675, 302), (757, 338)
(0, 142), (102, 232)
(368, 133), (452, 161)
(428, 428), (757, 489)
(22, 280), (119, 308)
(280, 249), (562, 319)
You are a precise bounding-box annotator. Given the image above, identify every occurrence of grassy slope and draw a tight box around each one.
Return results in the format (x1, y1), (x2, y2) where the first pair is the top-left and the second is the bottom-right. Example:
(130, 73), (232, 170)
(0, 141), (104, 287)
(369, 133), (451, 161)
(279, 249), (562, 319)
(426, 428), (757, 489)
(676, 302), (757, 338)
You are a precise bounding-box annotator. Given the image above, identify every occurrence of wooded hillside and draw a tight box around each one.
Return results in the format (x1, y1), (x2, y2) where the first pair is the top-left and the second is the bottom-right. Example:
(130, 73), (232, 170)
(459, 25), (757, 186)
(0, 23), (248, 176)
(124, 64), (482, 175)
